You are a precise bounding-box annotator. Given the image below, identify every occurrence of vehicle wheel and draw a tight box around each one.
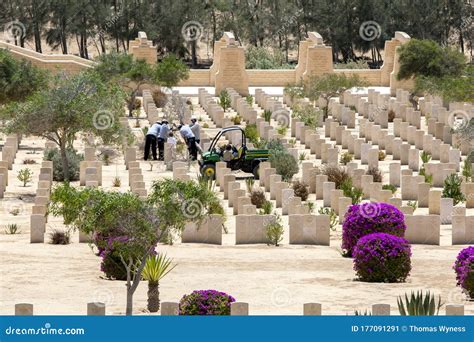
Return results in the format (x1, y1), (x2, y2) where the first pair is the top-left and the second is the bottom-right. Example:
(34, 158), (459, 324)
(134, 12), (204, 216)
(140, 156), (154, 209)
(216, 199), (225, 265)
(201, 164), (216, 180)
(252, 163), (260, 179)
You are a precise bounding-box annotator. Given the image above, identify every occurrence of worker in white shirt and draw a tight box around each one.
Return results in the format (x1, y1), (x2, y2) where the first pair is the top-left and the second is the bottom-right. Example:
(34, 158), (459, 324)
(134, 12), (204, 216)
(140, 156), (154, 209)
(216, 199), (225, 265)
(178, 124), (197, 160)
(157, 120), (169, 161)
(144, 121), (161, 161)
(190, 118), (201, 144)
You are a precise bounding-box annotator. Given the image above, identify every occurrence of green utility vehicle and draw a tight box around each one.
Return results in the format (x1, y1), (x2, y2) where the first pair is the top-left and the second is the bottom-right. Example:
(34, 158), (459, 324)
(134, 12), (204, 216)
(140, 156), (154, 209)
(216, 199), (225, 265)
(199, 126), (270, 179)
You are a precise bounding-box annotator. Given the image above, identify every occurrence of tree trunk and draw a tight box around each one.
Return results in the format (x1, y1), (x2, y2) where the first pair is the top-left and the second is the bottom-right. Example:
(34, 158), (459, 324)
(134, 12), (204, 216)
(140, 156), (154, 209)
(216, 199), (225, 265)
(126, 287), (133, 316)
(59, 143), (70, 181)
(147, 282), (160, 312)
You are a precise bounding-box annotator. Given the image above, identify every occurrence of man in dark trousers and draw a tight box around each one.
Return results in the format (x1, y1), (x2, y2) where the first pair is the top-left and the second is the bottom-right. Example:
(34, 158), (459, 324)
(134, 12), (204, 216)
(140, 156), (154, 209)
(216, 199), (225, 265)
(178, 124), (197, 160)
(157, 120), (169, 161)
(144, 121), (161, 161)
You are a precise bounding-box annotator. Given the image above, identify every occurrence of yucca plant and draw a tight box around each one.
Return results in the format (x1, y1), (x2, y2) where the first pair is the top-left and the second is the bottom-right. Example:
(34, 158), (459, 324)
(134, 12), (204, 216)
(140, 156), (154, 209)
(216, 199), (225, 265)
(397, 290), (444, 316)
(245, 178), (255, 193)
(263, 110), (272, 122)
(141, 254), (176, 313)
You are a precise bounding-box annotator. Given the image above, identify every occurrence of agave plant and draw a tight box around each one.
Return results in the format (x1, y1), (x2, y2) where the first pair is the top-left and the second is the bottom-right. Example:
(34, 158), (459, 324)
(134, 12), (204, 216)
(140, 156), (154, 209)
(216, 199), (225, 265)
(141, 253), (176, 313)
(397, 290), (444, 316)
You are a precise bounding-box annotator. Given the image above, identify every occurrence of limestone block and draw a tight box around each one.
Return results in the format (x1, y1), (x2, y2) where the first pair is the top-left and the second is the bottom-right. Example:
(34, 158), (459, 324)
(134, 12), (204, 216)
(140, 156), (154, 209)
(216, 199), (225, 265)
(30, 214), (45, 243)
(404, 215), (440, 245)
(440, 197), (454, 224)
(429, 190), (442, 215)
(289, 214), (330, 245)
(235, 214), (275, 244)
(323, 182), (335, 207)
(182, 215), (223, 245)
(452, 216), (474, 245)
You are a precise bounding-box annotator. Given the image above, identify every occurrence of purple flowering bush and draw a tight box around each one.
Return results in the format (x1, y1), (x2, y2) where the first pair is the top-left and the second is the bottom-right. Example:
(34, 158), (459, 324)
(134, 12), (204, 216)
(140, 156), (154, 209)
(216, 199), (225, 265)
(353, 233), (412, 283)
(342, 202), (406, 257)
(179, 290), (236, 315)
(454, 246), (474, 298)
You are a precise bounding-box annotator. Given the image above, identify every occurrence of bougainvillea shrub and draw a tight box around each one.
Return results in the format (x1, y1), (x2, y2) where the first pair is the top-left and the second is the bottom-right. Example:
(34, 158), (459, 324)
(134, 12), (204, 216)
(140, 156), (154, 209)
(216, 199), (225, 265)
(179, 290), (236, 315)
(342, 202), (406, 256)
(353, 233), (412, 283)
(454, 246), (474, 298)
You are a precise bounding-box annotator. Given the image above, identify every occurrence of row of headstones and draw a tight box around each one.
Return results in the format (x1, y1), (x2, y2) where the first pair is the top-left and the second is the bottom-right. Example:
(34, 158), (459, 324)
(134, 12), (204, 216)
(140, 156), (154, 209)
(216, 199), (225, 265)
(30, 158), (53, 243)
(142, 89), (160, 124)
(288, 92), (471, 210)
(79, 147), (103, 187)
(198, 88), (226, 128)
(226, 88), (258, 125)
(12, 302), (465, 316)
(128, 161), (147, 197)
(0, 134), (22, 197)
(420, 94), (473, 155)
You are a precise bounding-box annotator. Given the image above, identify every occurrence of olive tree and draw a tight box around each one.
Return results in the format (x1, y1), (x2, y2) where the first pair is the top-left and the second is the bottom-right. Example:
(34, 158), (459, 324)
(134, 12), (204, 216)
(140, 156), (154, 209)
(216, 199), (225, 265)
(0, 49), (48, 104)
(92, 53), (189, 116)
(1, 71), (127, 181)
(49, 179), (224, 315)
(303, 73), (366, 119)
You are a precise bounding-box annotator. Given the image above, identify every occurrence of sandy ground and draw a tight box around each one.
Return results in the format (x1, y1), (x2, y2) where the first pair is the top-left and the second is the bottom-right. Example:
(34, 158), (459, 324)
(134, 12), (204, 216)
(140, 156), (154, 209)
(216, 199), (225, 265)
(0, 91), (473, 315)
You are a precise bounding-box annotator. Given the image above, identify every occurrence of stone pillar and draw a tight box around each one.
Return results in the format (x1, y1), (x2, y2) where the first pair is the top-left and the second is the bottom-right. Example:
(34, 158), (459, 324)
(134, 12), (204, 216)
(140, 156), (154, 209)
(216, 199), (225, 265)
(161, 302), (179, 315)
(372, 304), (390, 315)
(323, 182), (335, 207)
(15, 303), (33, 315)
(215, 32), (249, 95)
(230, 302), (249, 315)
(30, 214), (45, 243)
(303, 303), (322, 315)
(440, 197), (453, 224)
(389, 163), (400, 187)
(446, 304), (464, 316)
(87, 302), (106, 315)
(429, 190), (442, 215)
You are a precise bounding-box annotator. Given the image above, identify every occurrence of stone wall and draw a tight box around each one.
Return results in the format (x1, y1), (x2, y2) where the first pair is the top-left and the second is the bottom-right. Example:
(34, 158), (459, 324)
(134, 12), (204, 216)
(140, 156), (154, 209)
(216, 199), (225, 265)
(1, 30), (413, 93)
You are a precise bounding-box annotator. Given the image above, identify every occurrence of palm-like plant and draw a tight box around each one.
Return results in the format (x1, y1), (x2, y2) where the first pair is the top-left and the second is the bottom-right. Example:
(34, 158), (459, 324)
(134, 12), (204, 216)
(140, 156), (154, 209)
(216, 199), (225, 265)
(397, 290), (443, 316)
(141, 254), (176, 313)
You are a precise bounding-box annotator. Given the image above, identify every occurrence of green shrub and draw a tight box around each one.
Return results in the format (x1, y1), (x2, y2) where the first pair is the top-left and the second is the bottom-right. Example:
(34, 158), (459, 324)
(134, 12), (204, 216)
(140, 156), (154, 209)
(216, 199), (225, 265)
(322, 165), (350, 189)
(366, 167), (383, 183)
(250, 189), (267, 208)
(259, 200), (273, 215)
(398, 39), (465, 80)
(245, 95), (253, 106)
(49, 229), (70, 245)
(378, 151), (386, 161)
(44, 147), (83, 181)
(263, 110), (272, 122)
(442, 174), (465, 206)
(382, 184), (397, 194)
(318, 207), (339, 231)
(340, 178), (363, 204)
(270, 151), (299, 182)
(340, 152), (353, 165)
(245, 46), (292, 69)
(17, 168), (33, 187)
(292, 180), (309, 201)
(244, 124), (259, 144)
(291, 103), (321, 129)
(265, 215), (284, 246)
(218, 90), (231, 111)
